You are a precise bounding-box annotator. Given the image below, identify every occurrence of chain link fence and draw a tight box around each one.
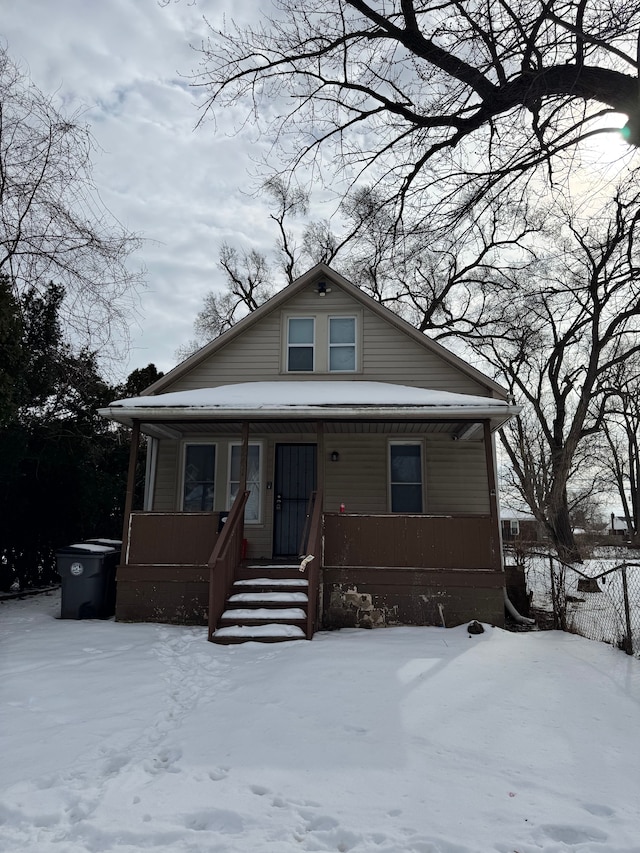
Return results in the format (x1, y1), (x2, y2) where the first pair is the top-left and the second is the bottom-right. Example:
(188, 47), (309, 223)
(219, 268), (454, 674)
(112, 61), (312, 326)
(514, 550), (640, 656)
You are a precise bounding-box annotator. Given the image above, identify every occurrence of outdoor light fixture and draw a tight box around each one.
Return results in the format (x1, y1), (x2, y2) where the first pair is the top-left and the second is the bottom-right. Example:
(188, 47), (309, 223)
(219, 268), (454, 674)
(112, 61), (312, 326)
(331, 451), (340, 462)
(317, 280), (331, 297)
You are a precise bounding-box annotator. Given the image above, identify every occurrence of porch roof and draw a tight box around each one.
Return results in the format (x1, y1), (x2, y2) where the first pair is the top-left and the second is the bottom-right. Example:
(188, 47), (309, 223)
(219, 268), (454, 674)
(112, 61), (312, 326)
(100, 381), (520, 434)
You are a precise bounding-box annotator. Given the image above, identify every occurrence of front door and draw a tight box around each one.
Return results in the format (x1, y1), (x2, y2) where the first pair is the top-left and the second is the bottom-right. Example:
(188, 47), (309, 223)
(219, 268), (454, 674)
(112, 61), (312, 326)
(273, 444), (317, 557)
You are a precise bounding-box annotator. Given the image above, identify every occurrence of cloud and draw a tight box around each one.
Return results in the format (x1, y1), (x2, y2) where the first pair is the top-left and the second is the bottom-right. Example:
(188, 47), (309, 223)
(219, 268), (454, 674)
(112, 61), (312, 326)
(2, 0), (277, 378)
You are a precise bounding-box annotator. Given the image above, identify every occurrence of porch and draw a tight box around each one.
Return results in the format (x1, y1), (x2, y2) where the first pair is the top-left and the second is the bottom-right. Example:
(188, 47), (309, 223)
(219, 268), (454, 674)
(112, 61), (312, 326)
(115, 504), (504, 636)
(101, 381), (519, 639)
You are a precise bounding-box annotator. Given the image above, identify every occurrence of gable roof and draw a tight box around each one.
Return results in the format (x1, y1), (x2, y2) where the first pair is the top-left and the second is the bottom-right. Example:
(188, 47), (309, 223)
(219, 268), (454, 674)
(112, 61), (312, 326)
(143, 264), (509, 399)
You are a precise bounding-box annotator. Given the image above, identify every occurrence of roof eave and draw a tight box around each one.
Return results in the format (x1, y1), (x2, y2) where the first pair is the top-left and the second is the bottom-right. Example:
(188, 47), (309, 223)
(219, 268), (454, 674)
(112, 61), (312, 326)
(99, 403), (521, 430)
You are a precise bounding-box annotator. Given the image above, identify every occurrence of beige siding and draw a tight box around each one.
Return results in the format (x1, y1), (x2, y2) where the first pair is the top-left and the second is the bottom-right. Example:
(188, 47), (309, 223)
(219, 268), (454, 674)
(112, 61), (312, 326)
(425, 436), (489, 513)
(163, 283), (491, 396)
(361, 311), (485, 394)
(169, 313), (282, 390)
(323, 434), (388, 514)
(153, 430), (489, 522)
(153, 440), (178, 511)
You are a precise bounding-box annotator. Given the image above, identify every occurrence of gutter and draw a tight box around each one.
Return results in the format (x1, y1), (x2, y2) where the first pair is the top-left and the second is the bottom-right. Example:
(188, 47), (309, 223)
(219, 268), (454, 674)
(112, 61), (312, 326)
(98, 403), (521, 430)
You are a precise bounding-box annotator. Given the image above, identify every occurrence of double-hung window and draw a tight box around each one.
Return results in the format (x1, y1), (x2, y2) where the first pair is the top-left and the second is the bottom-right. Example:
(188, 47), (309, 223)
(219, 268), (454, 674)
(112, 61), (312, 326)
(329, 317), (356, 372)
(228, 443), (262, 523)
(183, 444), (216, 511)
(389, 442), (423, 513)
(287, 317), (315, 371)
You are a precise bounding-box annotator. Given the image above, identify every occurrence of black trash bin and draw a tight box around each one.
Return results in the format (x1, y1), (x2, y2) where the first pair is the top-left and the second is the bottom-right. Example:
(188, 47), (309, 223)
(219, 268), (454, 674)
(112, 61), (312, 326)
(56, 541), (121, 619)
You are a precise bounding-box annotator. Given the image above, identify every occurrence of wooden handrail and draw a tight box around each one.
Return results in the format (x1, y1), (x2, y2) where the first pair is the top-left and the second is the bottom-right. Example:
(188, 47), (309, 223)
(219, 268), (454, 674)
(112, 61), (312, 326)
(304, 489), (323, 639)
(207, 491), (250, 642)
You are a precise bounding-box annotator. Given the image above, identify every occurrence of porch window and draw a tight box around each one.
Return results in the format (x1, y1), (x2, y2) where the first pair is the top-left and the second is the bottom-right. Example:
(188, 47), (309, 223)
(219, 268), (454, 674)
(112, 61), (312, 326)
(389, 442), (423, 513)
(329, 316), (356, 371)
(287, 317), (315, 371)
(228, 443), (262, 523)
(183, 444), (216, 511)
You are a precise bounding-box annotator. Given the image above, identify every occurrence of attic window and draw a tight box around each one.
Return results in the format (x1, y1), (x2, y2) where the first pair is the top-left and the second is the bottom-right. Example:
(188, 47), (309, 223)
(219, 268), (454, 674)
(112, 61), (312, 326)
(287, 317), (315, 371)
(329, 317), (356, 371)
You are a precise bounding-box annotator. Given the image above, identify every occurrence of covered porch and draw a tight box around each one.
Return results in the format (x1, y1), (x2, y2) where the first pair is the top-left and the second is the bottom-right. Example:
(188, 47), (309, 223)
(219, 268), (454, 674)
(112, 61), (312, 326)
(100, 382), (519, 639)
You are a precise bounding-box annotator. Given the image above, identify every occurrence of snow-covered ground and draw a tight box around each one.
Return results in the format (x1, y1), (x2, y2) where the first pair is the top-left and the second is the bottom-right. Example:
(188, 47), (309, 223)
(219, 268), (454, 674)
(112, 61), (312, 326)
(2, 591), (640, 853)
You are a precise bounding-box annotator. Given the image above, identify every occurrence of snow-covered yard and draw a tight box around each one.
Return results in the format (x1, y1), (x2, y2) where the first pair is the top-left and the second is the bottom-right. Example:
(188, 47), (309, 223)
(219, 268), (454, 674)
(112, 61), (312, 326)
(522, 550), (640, 652)
(1, 591), (639, 853)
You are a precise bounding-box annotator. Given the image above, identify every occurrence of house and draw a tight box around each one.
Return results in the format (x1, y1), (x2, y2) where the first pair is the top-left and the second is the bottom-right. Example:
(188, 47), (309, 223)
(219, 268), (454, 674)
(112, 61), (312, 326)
(99, 264), (521, 642)
(500, 507), (540, 546)
(609, 514), (629, 537)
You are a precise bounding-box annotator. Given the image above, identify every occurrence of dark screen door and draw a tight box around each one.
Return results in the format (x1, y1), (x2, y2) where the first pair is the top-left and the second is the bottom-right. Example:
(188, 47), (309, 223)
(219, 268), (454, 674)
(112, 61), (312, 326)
(273, 444), (317, 556)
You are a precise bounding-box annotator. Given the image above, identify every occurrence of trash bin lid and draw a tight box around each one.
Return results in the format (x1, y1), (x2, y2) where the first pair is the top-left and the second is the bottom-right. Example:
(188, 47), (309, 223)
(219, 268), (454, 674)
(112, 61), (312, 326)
(86, 538), (122, 548)
(60, 542), (120, 555)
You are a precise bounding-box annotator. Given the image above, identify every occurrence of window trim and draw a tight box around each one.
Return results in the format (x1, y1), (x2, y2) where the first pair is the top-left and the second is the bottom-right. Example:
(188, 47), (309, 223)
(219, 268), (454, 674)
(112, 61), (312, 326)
(286, 316), (315, 372)
(328, 315), (357, 373)
(388, 440), (425, 514)
(180, 441), (217, 512)
(227, 441), (263, 524)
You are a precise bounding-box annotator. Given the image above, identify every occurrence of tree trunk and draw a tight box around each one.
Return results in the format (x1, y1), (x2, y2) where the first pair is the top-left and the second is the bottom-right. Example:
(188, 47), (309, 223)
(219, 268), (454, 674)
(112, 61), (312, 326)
(547, 501), (581, 563)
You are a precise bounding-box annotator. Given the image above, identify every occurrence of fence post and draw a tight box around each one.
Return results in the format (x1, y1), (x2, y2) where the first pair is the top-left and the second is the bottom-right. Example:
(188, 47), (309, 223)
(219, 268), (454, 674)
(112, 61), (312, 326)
(621, 566), (633, 656)
(549, 554), (558, 629)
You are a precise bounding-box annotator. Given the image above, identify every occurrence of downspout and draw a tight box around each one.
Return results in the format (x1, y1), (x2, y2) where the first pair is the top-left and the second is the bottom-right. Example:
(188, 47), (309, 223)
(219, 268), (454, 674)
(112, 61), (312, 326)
(504, 588), (536, 625)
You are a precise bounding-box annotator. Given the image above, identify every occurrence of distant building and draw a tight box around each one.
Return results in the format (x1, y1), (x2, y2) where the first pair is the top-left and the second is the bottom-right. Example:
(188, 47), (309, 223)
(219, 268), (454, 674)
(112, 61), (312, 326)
(609, 513), (629, 537)
(500, 507), (540, 544)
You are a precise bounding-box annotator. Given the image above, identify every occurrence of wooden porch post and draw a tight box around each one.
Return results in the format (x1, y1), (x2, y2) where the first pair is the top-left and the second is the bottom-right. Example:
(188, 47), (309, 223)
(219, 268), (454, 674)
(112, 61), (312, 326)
(316, 421), (325, 496)
(483, 419), (501, 569)
(121, 419), (141, 564)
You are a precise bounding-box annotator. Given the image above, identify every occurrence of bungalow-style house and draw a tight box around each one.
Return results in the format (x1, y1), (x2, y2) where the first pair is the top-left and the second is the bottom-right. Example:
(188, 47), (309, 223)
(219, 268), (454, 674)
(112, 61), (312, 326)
(500, 507), (540, 546)
(100, 264), (520, 643)
(609, 513), (629, 537)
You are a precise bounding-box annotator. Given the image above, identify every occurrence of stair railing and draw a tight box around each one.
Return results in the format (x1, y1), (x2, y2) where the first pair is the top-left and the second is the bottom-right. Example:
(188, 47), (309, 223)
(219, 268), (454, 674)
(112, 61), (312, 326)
(207, 491), (250, 642)
(303, 489), (323, 639)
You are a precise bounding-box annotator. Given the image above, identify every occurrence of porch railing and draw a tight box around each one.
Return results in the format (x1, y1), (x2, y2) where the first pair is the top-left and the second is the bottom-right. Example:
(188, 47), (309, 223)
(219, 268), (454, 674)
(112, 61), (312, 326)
(124, 512), (220, 566)
(207, 491), (250, 642)
(302, 490), (323, 639)
(323, 513), (500, 570)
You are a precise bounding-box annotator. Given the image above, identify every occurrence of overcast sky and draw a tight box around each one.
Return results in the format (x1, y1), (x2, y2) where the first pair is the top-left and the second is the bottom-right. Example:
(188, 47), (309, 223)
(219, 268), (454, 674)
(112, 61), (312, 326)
(2, 0), (286, 379)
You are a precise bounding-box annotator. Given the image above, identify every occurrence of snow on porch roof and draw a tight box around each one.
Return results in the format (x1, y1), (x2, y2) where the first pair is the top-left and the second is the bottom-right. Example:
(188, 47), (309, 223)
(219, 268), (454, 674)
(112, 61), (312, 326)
(100, 381), (520, 429)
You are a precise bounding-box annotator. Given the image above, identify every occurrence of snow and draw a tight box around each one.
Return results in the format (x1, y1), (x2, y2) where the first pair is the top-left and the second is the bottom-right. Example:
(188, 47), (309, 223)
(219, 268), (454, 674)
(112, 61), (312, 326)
(220, 608), (307, 620)
(66, 543), (119, 554)
(214, 624), (307, 639)
(233, 578), (309, 588)
(104, 381), (513, 412)
(2, 590), (640, 853)
(227, 592), (309, 604)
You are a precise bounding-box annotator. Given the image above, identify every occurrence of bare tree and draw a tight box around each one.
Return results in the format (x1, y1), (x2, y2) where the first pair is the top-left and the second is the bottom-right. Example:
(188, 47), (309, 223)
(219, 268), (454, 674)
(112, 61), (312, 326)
(181, 177), (539, 356)
(472, 189), (640, 561)
(0, 47), (142, 355)
(176, 244), (274, 358)
(596, 358), (640, 543)
(194, 0), (640, 231)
